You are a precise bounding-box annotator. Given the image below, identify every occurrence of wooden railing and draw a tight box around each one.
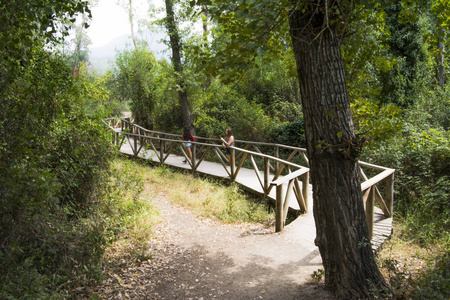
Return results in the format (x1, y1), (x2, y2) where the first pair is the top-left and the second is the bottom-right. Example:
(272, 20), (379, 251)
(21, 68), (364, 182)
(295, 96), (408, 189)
(103, 117), (394, 235)
(359, 161), (395, 238)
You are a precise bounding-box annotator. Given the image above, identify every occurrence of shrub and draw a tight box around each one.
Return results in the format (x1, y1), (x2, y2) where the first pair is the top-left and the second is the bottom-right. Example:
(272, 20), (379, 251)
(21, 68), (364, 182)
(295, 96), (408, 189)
(109, 48), (158, 129)
(0, 47), (119, 298)
(362, 110), (450, 246)
(269, 119), (306, 148)
(195, 83), (277, 141)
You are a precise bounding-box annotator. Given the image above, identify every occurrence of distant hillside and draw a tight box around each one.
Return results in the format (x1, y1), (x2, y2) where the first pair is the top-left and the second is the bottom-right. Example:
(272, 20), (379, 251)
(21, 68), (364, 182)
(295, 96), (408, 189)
(88, 31), (168, 73)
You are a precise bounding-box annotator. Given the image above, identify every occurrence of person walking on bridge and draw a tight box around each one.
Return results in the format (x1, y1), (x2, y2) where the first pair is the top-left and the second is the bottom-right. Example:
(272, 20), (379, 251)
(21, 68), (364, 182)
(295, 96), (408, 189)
(221, 128), (234, 164)
(182, 126), (194, 163)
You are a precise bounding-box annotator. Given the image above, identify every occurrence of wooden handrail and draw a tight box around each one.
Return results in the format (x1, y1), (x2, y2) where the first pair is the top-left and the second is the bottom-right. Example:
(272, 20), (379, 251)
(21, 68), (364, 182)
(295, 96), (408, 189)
(358, 161), (392, 171)
(104, 117), (395, 235)
(361, 168), (395, 191)
(119, 130), (308, 172)
(105, 117), (309, 154)
(270, 168), (310, 186)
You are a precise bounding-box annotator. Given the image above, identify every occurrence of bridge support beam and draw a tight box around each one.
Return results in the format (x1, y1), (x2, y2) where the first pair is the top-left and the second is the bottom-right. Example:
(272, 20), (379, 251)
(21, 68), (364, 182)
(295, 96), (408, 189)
(275, 184), (285, 232)
(365, 187), (375, 239)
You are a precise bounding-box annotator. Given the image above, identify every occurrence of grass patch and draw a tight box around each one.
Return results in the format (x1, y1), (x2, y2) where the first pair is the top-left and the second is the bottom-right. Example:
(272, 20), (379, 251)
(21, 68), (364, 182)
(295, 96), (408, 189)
(100, 158), (160, 265)
(376, 221), (450, 300)
(132, 158), (275, 226)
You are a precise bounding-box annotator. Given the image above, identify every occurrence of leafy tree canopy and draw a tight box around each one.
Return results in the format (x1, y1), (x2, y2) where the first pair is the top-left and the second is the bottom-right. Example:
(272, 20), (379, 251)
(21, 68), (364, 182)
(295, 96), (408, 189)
(0, 0), (90, 85)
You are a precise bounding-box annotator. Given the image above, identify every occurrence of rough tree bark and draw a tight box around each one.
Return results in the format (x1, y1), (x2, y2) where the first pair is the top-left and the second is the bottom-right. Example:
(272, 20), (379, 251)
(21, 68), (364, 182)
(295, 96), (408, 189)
(288, 2), (390, 298)
(164, 0), (194, 132)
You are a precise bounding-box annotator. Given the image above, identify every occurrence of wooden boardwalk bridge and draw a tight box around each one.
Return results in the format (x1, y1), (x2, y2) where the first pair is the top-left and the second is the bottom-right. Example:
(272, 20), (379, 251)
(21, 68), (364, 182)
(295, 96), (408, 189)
(104, 117), (394, 251)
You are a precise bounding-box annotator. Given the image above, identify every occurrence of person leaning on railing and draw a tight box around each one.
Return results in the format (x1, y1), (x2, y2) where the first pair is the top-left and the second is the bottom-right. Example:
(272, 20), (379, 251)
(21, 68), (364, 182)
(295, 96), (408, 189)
(220, 128), (235, 163)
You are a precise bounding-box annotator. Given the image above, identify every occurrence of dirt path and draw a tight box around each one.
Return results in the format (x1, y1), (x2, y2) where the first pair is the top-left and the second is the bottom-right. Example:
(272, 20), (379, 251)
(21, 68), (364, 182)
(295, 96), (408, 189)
(92, 192), (335, 299)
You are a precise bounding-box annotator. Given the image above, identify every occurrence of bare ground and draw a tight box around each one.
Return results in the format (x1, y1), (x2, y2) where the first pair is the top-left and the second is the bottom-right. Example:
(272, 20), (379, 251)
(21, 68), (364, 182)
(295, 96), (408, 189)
(88, 191), (335, 299)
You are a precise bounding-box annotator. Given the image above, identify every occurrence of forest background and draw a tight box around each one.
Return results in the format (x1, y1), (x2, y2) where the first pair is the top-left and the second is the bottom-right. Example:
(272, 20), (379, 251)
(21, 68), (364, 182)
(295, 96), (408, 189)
(0, 0), (449, 299)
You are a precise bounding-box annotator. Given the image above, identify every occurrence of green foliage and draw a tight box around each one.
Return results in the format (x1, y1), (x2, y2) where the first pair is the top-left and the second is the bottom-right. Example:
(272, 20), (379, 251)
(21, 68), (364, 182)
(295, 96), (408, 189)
(0, 1), (128, 295)
(195, 82), (277, 141)
(415, 86), (450, 131)
(380, 250), (450, 299)
(311, 268), (325, 283)
(362, 94), (450, 246)
(152, 59), (185, 132)
(192, 0), (294, 82)
(79, 68), (127, 118)
(100, 159), (158, 250)
(109, 48), (158, 129)
(351, 98), (403, 147)
(342, 6), (396, 104)
(378, 3), (434, 107)
(410, 253), (450, 300)
(0, 45), (116, 297)
(233, 57), (302, 122)
(0, 1), (90, 98)
(269, 120), (306, 148)
(218, 183), (272, 223)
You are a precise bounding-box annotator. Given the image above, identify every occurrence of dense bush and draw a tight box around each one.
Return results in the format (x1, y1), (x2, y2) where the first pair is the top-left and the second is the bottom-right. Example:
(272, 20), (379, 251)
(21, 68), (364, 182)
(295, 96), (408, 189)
(152, 60), (185, 132)
(81, 70), (128, 118)
(195, 82), (277, 141)
(269, 120), (306, 148)
(378, 3), (433, 108)
(109, 48), (158, 129)
(362, 96), (450, 246)
(0, 45), (117, 298)
(233, 58), (302, 122)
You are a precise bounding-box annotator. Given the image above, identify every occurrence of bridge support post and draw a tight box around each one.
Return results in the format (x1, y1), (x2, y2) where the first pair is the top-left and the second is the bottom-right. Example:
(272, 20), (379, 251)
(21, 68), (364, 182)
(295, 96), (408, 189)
(386, 173), (394, 217)
(275, 184), (285, 232)
(160, 140), (165, 164)
(302, 172), (309, 213)
(274, 146), (279, 175)
(230, 149), (236, 181)
(365, 187), (375, 239)
(192, 143), (197, 171)
(264, 157), (269, 197)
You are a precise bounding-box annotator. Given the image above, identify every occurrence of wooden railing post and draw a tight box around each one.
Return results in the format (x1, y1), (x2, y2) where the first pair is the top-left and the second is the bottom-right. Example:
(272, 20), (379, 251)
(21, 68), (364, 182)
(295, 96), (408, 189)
(386, 173), (394, 216)
(274, 146), (279, 175)
(192, 143), (197, 171)
(264, 157), (269, 197)
(160, 140), (164, 164)
(275, 184), (284, 232)
(302, 172), (309, 213)
(230, 148), (236, 180)
(366, 186), (375, 239)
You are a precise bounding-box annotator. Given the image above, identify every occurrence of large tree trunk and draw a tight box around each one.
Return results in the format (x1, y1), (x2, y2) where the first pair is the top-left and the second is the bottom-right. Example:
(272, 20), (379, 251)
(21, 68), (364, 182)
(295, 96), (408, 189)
(288, 3), (389, 298)
(164, 0), (194, 131)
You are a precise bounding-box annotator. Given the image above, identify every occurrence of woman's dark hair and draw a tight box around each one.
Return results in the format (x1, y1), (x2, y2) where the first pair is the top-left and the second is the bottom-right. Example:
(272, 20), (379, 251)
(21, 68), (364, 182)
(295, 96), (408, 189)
(225, 128), (233, 137)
